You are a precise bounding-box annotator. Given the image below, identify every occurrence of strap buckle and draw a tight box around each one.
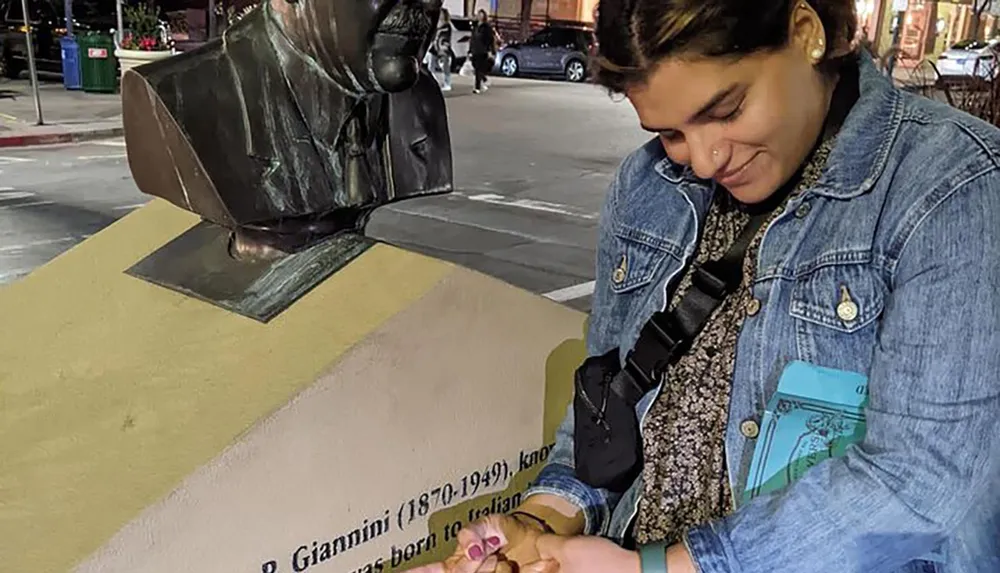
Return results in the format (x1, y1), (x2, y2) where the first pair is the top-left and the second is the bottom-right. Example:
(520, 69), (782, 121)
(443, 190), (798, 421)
(625, 312), (686, 391)
(692, 260), (740, 300)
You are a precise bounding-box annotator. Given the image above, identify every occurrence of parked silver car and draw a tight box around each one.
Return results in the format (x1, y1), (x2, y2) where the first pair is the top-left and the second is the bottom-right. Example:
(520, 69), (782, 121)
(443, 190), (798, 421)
(494, 25), (595, 83)
(936, 38), (1000, 78)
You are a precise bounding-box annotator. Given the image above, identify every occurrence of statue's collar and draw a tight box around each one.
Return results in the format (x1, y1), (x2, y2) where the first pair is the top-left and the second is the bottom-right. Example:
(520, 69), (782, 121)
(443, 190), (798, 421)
(238, 5), (376, 154)
(259, 3), (368, 97)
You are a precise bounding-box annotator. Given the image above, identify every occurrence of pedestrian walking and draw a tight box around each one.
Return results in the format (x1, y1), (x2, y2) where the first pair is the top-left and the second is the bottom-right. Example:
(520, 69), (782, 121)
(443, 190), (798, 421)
(430, 8), (454, 91)
(469, 9), (496, 94)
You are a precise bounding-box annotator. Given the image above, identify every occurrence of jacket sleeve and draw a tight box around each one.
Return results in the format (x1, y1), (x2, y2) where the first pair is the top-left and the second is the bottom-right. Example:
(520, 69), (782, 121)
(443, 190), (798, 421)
(519, 160), (630, 536)
(686, 170), (1000, 572)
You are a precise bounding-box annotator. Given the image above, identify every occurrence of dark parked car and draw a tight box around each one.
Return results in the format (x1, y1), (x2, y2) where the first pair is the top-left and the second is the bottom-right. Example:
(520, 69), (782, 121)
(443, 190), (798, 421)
(494, 25), (595, 82)
(1, 0), (116, 79)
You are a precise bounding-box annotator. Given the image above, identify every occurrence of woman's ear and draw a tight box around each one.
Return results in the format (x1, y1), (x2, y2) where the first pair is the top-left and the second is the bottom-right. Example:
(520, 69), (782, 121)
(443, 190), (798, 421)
(789, 1), (828, 64)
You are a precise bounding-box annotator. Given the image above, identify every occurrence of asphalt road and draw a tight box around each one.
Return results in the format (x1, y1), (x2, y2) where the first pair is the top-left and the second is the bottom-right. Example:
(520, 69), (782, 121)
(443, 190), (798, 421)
(0, 76), (648, 311)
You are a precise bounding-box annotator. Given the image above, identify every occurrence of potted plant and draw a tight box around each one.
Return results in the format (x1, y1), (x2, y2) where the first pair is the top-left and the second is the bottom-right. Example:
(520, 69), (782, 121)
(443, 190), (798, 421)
(115, 1), (174, 77)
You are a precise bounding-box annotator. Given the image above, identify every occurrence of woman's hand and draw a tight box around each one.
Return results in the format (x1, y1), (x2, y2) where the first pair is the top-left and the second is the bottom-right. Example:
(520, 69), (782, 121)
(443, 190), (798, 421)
(526, 534), (641, 573)
(532, 536), (697, 573)
(404, 512), (547, 573)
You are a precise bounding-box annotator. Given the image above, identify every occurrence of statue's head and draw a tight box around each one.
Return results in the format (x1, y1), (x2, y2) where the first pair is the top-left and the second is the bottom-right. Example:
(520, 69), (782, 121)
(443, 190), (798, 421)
(268, 0), (442, 94)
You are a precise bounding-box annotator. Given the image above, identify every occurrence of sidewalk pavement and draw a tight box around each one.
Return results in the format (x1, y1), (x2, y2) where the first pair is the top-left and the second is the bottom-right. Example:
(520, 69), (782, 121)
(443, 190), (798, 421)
(0, 76), (123, 148)
(892, 64), (937, 87)
(0, 65), (957, 149)
(0, 72), (505, 148)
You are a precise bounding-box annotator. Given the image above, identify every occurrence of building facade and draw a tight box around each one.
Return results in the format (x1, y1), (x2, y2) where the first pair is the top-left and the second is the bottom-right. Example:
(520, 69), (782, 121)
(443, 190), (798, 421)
(493, 0), (597, 25)
(872, 0), (1000, 65)
(480, 0), (997, 61)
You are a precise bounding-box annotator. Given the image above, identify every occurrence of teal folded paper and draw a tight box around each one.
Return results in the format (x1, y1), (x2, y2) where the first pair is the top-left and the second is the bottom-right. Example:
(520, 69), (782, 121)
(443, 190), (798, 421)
(741, 360), (947, 563)
(742, 360), (868, 504)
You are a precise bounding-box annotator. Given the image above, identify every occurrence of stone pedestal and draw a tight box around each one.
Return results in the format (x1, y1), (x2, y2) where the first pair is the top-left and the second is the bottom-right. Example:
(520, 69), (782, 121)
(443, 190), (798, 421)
(0, 200), (585, 573)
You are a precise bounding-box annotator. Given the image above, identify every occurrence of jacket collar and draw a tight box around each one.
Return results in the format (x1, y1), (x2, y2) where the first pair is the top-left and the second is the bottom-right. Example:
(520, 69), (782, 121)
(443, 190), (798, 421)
(653, 52), (903, 201)
(811, 53), (902, 199)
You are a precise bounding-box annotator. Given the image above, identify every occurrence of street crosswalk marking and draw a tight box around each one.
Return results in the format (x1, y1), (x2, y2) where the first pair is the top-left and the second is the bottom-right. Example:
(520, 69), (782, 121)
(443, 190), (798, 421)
(76, 153), (128, 160)
(0, 190), (37, 201)
(0, 156), (35, 165)
(92, 139), (127, 147)
(0, 236), (80, 253)
(0, 200), (55, 209)
(0, 189), (54, 209)
(0, 268), (32, 283)
(543, 281), (596, 302)
(464, 192), (598, 220)
(0, 189), (144, 212)
(112, 202), (149, 211)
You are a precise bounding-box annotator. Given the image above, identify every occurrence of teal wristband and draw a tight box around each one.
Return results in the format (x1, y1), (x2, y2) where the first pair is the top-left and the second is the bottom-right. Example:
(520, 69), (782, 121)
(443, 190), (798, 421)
(638, 541), (668, 573)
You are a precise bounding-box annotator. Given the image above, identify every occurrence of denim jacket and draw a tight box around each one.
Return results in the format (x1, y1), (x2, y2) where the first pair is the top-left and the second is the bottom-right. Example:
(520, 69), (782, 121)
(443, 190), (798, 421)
(524, 54), (1000, 572)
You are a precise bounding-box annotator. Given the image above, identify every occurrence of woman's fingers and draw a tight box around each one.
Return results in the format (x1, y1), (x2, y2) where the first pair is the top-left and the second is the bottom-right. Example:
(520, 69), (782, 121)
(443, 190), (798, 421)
(402, 563), (446, 573)
(519, 559), (559, 573)
(533, 533), (563, 559)
(435, 551), (494, 573)
(478, 555), (540, 573)
(493, 559), (515, 573)
(456, 525), (490, 561)
(412, 515), (525, 573)
(457, 515), (510, 560)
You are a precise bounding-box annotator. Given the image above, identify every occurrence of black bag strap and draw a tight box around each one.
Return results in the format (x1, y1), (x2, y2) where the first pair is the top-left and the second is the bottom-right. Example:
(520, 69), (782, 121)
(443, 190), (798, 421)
(621, 211), (770, 393)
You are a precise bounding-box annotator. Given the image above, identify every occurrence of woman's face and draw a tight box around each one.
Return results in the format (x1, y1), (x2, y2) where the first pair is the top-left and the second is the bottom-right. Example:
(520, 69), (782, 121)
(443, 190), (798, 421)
(624, 8), (834, 204)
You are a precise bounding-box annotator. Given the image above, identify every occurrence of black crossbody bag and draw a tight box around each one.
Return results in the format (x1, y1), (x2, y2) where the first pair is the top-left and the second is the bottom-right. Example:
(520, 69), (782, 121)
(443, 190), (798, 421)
(572, 212), (770, 493)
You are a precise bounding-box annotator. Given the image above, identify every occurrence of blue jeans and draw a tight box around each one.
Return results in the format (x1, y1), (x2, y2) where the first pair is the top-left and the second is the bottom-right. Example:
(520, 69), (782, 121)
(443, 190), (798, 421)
(429, 52), (452, 89)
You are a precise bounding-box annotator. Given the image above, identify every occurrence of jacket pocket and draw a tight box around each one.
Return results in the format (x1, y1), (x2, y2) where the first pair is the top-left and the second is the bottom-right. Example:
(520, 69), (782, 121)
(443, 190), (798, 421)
(608, 228), (678, 295)
(788, 263), (888, 370)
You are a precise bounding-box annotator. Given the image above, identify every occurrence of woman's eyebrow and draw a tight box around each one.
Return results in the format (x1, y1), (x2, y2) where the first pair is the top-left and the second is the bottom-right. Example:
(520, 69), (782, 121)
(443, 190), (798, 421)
(639, 83), (740, 133)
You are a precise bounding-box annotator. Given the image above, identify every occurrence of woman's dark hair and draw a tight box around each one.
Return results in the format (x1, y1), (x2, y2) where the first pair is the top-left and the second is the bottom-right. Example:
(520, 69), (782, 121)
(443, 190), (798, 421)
(594, 0), (857, 93)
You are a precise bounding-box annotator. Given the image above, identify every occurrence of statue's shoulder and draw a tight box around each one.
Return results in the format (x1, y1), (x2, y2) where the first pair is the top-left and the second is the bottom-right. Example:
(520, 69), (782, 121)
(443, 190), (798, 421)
(123, 12), (270, 107)
(121, 44), (233, 117)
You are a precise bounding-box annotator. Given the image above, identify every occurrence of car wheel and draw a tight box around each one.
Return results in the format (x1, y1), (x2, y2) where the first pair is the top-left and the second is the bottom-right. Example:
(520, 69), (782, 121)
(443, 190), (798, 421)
(565, 59), (586, 83)
(500, 54), (518, 77)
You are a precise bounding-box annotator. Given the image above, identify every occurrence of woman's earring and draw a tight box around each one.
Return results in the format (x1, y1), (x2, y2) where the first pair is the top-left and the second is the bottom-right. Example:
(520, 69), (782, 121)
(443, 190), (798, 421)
(810, 42), (825, 62)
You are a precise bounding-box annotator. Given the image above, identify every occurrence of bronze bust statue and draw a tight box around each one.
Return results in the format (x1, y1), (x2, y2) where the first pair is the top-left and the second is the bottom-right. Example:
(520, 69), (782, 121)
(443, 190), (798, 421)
(119, 0), (453, 321)
(121, 0), (452, 257)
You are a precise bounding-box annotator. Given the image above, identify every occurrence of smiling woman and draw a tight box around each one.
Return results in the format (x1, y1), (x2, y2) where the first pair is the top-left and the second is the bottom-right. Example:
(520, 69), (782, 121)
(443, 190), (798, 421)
(403, 1), (1000, 573)
(594, 0), (856, 204)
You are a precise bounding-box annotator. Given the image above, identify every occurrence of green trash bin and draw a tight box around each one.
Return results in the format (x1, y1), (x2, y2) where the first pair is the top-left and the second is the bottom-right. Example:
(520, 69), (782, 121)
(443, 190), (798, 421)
(78, 33), (118, 93)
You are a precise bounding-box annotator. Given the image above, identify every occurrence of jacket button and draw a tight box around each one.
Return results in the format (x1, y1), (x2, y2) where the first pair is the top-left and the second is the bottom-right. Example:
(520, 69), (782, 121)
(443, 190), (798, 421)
(740, 419), (760, 439)
(745, 298), (762, 316)
(795, 202), (812, 218)
(612, 254), (627, 284)
(836, 285), (859, 322)
(837, 300), (859, 322)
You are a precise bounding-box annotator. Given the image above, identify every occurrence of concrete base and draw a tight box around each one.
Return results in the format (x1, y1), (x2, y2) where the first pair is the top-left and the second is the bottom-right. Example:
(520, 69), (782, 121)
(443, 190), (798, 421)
(0, 199), (586, 572)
